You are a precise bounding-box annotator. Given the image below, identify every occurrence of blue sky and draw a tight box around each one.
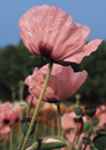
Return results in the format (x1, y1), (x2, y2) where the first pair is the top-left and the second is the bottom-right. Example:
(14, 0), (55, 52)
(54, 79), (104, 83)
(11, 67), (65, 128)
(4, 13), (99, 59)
(0, 0), (106, 47)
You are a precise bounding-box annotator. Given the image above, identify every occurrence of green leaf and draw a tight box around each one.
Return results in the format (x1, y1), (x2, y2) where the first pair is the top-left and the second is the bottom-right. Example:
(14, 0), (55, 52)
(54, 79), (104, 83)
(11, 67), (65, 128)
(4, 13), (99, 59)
(26, 137), (66, 150)
(41, 137), (66, 150)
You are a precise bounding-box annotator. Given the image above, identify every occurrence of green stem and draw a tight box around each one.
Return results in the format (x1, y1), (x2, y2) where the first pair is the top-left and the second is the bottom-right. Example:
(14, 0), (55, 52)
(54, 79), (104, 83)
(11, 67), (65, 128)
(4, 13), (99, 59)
(20, 63), (53, 150)
(26, 102), (31, 118)
(2, 141), (7, 150)
(57, 104), (62, 137)
(19, 80), (24, 101)
(9, 131), (13, 150)
(11, 86), (16, 101)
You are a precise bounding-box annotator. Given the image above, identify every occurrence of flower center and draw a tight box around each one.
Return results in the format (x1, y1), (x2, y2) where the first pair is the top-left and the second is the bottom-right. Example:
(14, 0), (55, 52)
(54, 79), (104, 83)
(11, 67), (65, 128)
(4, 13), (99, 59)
(39, 43), (52, 58)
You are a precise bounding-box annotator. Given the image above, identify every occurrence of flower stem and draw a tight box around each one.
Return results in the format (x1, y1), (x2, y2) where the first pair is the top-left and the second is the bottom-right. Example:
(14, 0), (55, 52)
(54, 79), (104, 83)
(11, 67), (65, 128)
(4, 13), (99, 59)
(57, 104), (62, 137)
(20, 63), (53, 150)
(9, 131), (13, 150)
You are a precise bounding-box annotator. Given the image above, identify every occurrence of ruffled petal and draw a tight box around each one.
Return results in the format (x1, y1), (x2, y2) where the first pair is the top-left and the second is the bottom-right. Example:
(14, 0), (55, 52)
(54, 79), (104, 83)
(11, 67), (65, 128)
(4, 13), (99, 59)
(64, 39), (102, 63)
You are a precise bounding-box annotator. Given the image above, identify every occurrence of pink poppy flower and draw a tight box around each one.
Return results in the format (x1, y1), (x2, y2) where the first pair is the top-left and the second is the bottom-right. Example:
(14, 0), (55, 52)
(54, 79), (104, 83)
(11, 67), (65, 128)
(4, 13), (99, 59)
(25, 64), (87, 104)
(95, 104), (106, 116)
(61, 112), (93, 150)
(95, 105), (106, 128)
(19, 5), (102, 64)
(26, 95), (37, 107)
(61, 112), (83, 143)
(0, 125), (11, 140)
(0, 102), (22, 125)
(0, 102), (23, 140)
(61, 112), (77, 130)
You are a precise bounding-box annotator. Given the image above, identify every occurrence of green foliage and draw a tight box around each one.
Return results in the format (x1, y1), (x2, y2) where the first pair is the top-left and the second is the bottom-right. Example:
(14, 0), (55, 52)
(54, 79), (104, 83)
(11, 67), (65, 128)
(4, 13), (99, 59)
(0, 42), (46, 101)
(80, 41), (106, 103)
(93, 134), (106, 150)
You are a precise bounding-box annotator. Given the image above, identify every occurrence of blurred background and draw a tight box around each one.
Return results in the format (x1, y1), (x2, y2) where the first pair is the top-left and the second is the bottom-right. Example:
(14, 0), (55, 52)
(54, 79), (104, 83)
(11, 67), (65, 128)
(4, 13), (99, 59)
(0, 0), (106, 106)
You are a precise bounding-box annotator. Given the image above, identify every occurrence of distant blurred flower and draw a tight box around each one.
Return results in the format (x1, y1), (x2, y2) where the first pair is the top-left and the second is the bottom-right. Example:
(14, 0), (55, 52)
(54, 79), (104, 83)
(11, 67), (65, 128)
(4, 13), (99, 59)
(95, 104), (106, 128)
(25, 64), (87, 104)
(0, 102), (22, 140)
(62, 112), (77, 130)
(96, 104), (106, 116)
(26, 95), (37, 107)
(38, 103), (58, 127)
(61, 112), (83, 144)
(0, 125), (11, 141)
(0, 102), (22, 124)
(19, 5), (102, 64)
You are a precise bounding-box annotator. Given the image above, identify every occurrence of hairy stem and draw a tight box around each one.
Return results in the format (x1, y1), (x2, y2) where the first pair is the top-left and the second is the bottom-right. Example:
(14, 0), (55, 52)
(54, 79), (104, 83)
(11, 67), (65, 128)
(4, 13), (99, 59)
(20, 63), (53, 150)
